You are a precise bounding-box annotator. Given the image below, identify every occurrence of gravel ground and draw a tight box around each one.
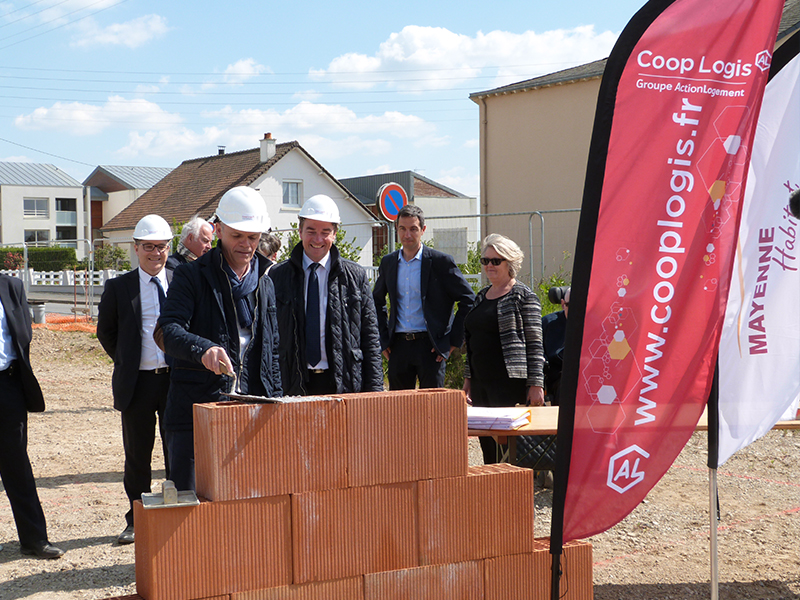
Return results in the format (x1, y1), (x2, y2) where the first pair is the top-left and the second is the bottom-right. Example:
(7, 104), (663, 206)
(0, 329), (797, 599)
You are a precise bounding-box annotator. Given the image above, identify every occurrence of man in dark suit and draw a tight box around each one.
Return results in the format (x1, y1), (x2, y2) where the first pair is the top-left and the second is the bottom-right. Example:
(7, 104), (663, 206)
(97, 215), (173, 546)
(373, 204), (475, 389)
(0, 274), (64, 558)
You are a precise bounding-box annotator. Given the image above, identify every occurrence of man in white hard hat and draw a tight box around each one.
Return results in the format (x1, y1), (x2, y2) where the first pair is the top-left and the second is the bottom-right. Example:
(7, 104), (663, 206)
(157, 186), (281, 492)
(269, 194), (382, 395)
(97, 214), (174, 545)
(165, 216), (214, 272)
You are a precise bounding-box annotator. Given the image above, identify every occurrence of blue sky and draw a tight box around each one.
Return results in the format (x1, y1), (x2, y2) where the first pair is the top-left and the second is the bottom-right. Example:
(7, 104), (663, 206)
(0, 0), (646, 196)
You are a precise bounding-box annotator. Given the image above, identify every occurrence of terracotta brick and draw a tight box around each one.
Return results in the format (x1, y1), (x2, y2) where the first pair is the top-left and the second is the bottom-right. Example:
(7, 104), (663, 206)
(231, 577), (363, 600)
(484, 550), (549, 600)
(364, 561), (484, 600)
(194, 400), (347, 501)
(484, 539), (593, 600)
(332, 389), (468, 487)
(98, 597), (231, 600)
(418, 464), (534, 565)
(134, 497), (292, 600)
(292, 482), (419, 583)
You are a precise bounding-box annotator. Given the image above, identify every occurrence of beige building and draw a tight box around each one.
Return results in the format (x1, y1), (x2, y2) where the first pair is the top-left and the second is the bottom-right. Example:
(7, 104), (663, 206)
(470, 0), (799, 285)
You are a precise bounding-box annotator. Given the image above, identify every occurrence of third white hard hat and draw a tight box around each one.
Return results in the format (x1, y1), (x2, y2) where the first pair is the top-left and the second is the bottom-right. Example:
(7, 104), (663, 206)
(216, 186), (270, 233)
(298, 194), (341, 224)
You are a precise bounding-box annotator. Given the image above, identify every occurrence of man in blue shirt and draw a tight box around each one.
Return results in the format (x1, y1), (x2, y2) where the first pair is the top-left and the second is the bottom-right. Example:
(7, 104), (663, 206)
(373, 204), (475, 389)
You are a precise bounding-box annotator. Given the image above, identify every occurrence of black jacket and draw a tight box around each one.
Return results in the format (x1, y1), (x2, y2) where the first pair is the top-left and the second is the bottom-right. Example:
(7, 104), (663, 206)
(269, 243), (383, 396)
(158, 245), (282, 430)
(165, 251), (188, 272)
(0, 275), (44, 412)
(373, 245), (475, 357)
(97, 268), (175, 412)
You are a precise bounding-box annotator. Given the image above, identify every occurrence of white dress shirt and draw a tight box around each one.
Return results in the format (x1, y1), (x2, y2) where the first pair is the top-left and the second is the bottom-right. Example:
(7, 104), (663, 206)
(138, 267), (169, 371)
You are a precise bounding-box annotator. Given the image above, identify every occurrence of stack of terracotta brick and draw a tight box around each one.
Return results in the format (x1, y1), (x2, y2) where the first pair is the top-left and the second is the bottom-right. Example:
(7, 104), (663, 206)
(119, 389), (592, 600)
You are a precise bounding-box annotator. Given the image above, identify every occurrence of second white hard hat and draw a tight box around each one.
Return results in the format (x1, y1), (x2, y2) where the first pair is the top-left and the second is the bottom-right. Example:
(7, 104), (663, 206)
(298, 194), (341, 224)
(133, 214), (174, 241)
(216, 186), (270, 233)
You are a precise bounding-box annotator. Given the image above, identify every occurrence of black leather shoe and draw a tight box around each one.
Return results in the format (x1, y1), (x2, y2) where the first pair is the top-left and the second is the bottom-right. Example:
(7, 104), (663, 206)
(117, 524), (134, 545)
(20, 541), (65, 559)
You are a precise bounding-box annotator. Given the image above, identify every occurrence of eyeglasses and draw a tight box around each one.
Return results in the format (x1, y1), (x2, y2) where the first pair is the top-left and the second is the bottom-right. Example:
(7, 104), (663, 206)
(480, 257), (506, 266)
(139, 243), (170, 253)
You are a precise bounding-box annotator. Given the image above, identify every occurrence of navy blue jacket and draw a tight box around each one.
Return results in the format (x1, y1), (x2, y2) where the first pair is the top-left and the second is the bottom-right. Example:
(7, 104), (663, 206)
(158, 245), (281, 430)
(0, 275), (44, 412)
(373, 245), (475, 358)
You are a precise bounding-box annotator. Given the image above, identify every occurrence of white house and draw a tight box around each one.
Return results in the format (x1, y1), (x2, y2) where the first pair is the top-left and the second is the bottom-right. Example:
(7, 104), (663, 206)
(100, 134), (378, 267)
(0, 161), (88, 258)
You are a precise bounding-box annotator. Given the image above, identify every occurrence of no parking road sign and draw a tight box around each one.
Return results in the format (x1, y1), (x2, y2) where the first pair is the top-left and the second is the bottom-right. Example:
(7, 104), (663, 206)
(377, 182), (408, 221)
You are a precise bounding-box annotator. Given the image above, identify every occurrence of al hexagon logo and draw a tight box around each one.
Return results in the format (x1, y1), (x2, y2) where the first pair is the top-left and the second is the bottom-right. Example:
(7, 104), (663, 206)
(607, 445), (650, 494)
(754, 50), (772, 72)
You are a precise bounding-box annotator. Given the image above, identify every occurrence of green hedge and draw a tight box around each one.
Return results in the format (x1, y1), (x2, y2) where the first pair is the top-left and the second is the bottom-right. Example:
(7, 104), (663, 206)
(0, 247), (78, 271)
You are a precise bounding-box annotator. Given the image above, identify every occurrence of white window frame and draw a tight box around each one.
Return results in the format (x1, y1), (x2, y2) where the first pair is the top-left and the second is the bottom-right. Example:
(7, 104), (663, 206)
(282, 181), (302, 206)
(24, 197), (49, 218)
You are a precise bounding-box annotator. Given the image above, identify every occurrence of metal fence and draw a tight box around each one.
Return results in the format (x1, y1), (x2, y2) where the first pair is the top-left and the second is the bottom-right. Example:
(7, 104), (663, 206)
(272, 208), (581, 287)
(1, 208), (580, 318)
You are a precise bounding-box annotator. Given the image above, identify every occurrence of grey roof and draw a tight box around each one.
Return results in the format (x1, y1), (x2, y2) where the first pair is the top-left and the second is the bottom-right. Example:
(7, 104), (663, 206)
(83, 165), (173, 192)
(471, 0), (799, 101)
(0, 161), (82, 187)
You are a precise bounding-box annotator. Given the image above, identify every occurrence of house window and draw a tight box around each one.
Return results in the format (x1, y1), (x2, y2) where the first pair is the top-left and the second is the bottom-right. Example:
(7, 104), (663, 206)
(283, 181), (301, 206)
(25, 230), (50, 246)
(24, 198), (49, 218)
(56, 226), (77, 248)
(56, 197), (78, 226)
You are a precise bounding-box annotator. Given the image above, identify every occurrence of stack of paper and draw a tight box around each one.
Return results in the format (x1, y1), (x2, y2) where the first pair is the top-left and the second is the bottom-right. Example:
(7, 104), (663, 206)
(467, 406), (531, 430)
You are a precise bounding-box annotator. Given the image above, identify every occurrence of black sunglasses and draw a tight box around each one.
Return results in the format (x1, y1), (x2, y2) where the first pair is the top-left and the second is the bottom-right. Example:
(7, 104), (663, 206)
(480, 257), (506, 266)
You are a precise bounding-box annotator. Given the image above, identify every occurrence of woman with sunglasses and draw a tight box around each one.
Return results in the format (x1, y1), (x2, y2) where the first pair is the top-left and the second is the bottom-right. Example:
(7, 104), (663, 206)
(463, 233), (545, 464)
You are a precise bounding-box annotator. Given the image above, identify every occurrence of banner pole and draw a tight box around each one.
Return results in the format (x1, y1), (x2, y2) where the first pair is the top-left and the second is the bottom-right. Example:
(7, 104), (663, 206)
(709, 468), (719, 600)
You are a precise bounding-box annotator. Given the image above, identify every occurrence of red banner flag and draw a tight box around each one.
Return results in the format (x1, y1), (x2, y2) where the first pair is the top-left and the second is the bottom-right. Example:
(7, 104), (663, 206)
(553, 0), (784, 544)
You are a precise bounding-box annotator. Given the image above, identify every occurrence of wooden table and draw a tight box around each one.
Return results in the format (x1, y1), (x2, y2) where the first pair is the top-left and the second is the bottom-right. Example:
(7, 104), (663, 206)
(468, 406), (800, 465)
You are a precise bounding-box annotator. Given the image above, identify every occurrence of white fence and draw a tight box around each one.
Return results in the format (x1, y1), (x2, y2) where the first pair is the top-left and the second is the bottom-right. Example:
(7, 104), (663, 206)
(1, 268), (119, 286)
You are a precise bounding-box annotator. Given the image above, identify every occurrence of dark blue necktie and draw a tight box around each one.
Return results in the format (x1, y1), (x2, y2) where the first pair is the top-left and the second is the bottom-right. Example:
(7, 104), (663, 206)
(151, 276), (166, 310)
(305, 263), (321, 367)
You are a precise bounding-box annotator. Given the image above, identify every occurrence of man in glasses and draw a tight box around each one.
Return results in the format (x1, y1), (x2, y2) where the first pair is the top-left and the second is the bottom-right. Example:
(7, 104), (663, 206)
(373, 204), (475, 390)
(97, 214), (174, 546)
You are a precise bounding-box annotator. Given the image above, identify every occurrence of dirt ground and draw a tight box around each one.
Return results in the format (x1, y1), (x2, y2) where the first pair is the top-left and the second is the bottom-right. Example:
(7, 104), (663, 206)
(0, 328), (797, 599)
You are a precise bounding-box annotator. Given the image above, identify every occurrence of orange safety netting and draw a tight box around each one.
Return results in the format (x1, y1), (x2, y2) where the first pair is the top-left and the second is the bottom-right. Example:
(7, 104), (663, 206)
(32, 313), (97, 333)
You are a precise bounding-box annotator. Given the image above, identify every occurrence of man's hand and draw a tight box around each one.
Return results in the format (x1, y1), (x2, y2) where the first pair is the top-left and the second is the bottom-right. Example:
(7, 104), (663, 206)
(201, 346), (234, 375)
(433, 345), (458, 363)
(382, 347), (391, 361)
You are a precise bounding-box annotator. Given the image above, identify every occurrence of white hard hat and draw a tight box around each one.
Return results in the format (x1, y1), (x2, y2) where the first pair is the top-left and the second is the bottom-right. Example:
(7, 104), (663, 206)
(133, 214), (174, 241)
(216, 186), (270, 233)
(298, 194), (340, 224)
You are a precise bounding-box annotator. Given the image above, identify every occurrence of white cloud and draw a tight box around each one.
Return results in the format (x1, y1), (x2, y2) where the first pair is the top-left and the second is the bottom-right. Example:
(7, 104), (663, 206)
(72, 14), (170, 49)
(435, 166), (479, 197)
(463, 138), (479, 149)
(223, 58), (269, 85)
(1, 155), (32, 162)
(14, 96), (182, 135)
(310, 24), (618, 91)
(204, 101), (436, 139)
(117, 127), (226, 159)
